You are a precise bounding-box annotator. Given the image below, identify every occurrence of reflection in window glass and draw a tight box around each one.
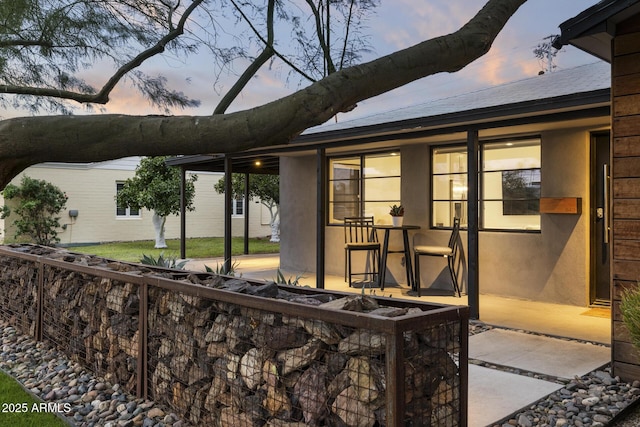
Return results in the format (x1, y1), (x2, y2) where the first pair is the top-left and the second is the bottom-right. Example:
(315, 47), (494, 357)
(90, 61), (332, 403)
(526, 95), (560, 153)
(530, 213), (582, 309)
(329, 153), (400, 224)
(116, 182), (140, 218)
(431, 138), (541, 231)
(482, 139), (541, 230)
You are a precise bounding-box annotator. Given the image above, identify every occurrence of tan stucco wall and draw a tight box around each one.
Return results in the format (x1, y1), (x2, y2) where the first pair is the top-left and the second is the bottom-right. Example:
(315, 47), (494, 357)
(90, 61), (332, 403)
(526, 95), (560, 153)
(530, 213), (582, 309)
(2, 165), (272, 245)
(280, 156), (318, 271)
(280, 125), (604, 306)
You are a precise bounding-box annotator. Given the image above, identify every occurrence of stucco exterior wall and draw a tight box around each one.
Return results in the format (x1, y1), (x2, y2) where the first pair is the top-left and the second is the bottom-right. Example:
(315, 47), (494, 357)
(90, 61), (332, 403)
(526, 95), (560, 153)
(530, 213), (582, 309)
(280, 125), (603, 306)
(478, 130), (590, 306)
(2, 164), (272, 245)
(280, 156), (317, 271)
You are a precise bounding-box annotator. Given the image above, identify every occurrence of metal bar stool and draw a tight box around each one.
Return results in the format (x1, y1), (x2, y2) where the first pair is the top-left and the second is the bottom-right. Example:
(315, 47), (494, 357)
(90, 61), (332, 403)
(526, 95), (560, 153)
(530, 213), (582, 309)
(413, 217), (461, 297)
(344, 216), (381, 288)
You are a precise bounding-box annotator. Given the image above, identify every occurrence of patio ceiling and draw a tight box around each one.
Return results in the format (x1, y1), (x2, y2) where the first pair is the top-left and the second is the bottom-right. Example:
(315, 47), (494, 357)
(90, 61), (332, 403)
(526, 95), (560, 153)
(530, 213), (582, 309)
(165, 153), (279, 175)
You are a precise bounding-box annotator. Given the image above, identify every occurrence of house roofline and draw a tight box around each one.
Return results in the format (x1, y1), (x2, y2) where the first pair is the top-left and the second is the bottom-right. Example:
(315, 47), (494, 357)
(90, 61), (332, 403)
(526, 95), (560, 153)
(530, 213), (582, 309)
(554, 0), (640, 62)
(293, 88), (611, 145)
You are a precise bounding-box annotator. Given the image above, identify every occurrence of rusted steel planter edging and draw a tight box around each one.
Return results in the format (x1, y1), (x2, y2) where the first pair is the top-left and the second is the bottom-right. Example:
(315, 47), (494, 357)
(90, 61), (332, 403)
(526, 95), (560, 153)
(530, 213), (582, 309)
(0, 245), (465, 334)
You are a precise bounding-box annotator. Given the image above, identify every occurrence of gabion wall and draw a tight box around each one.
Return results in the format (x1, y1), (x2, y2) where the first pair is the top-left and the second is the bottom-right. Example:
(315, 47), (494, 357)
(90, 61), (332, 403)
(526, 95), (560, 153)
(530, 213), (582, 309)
(0, 244), (468, 426)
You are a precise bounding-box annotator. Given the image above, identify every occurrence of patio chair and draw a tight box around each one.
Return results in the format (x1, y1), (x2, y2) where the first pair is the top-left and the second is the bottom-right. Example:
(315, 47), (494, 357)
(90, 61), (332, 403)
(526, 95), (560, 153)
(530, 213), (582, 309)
(413, 217), (461, 297)
(343, 216), (381, 288)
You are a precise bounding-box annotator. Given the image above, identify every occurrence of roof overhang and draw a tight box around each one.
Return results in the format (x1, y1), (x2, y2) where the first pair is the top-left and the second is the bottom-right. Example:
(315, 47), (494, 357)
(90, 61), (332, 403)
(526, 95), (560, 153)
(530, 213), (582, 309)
(553, 0), (640, 62)
(167, 87), (611, 172)
(293, 88), (611, 147)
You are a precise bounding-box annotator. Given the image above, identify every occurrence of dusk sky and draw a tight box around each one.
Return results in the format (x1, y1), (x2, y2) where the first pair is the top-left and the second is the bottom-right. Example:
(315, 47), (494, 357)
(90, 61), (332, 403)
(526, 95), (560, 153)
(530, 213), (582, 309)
(7, 0), (603, 122)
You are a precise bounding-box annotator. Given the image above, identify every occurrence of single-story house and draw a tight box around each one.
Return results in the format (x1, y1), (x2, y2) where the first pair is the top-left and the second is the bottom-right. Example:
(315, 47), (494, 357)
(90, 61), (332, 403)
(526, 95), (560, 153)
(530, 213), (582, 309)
(278, 60), (611, 311)
(0, 157), (272, 246)
(171, 59), (612, 320)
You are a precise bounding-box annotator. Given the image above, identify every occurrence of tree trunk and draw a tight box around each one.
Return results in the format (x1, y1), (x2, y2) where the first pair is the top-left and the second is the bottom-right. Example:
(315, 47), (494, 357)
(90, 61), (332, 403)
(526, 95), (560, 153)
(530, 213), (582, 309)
(152, 212), (168, 249)
(0, 0), (527, 189)
(270, 219), (280, 243)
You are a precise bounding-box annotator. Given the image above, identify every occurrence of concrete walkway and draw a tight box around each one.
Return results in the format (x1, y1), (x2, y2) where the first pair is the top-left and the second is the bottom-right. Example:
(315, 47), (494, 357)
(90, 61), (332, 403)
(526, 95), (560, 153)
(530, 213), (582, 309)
(185, 253), (612, 426)
(468, 329), (611, 426)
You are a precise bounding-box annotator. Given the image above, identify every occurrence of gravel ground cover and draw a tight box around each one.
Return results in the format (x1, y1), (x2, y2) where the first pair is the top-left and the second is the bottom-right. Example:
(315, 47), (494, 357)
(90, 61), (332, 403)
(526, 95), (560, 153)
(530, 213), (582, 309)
(471, 323), (640, 427)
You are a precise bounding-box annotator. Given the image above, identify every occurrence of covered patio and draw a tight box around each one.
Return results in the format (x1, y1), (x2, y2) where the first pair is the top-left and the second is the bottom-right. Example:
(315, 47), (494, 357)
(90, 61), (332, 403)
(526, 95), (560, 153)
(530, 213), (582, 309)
(184, 252), (611, 345)
(170, 60), (612, 325)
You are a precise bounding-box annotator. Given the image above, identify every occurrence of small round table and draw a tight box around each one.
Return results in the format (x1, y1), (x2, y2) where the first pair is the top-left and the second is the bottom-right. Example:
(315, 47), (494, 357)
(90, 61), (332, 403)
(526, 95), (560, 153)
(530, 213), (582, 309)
(373, 224), (420, 291)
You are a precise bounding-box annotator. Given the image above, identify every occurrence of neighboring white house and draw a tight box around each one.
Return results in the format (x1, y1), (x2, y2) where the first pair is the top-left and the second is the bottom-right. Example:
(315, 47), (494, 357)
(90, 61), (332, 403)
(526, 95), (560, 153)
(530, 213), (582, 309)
(0, 157), (272, 245)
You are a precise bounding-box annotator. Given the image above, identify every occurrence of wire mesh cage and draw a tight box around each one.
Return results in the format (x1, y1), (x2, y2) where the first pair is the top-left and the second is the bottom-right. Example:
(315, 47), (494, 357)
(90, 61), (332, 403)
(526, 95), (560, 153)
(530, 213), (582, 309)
(0, 244), (468, 426)
(40, 265), (141, 394)
(0, 251), (40, 335)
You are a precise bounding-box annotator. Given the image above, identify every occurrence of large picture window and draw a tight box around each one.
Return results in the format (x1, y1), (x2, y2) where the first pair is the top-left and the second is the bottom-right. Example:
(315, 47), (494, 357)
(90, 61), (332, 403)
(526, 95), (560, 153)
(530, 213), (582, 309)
(329, 152), (401, 224)
(482, 139), (540, 230)
(431, 137), (541, 231)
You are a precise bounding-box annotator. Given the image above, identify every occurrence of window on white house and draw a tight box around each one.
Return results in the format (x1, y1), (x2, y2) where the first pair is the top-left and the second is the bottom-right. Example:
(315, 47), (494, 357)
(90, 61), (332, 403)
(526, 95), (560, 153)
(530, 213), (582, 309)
(232, 197), (244, 216)
(431, 137), (541, 231)
(328, 152), (401, 224)
(116, 182), (141, 218)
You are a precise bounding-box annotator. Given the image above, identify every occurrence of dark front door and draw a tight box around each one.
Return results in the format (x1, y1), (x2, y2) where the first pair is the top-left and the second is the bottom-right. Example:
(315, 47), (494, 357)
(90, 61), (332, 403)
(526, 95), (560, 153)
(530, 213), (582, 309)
(592, 132), (611, 305)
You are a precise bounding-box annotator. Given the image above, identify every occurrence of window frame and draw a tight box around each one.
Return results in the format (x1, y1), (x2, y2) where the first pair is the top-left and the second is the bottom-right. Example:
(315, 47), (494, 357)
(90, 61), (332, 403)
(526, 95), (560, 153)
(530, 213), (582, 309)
(430, 136), (542, 232)
(232, 197), (244, 217)
(327, 150), (401, 225)
(115, 182), (141, 219)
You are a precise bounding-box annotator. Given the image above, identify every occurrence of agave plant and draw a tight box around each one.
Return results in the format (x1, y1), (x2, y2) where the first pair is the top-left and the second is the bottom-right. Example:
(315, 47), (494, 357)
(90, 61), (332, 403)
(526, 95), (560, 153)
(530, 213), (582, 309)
(205, 259), (240, 276)
(273, 269), (304, 286)
(140, 253), (188, 270)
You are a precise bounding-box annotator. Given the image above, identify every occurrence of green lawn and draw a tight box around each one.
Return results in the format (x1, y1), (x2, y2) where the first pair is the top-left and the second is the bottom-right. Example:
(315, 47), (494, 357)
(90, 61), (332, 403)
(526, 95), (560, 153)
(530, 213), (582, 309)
(65, 237), (279, 263)
(0, 371), (70, 427)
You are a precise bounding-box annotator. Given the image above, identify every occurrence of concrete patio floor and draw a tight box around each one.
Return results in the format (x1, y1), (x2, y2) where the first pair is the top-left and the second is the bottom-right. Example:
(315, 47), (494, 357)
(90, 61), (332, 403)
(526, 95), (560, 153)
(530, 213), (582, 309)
(185, 253), (612, 426)
(186, 253), (611, 343)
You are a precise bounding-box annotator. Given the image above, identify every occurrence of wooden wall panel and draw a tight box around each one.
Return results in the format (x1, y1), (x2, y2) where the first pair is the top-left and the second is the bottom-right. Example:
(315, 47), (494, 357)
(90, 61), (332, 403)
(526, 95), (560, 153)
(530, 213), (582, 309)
(613, 200), (640, 218)
(613, 220), (640, 240)
(614, 136), (640, 157)
(614, 52), (640, 76)
(614, 94), (640, 116)
(613, 178), (640, 198)
(614, 116), (640, 137)
(614, 31), (640, 56)
(614, 362), (640, 382)
(613, 157), (640, 177)
(613, 74), (640, 96)
(615, 240), (640, 260)
(614, 341), (640, 364)
(615, 320), (632, 343)
(614, 280), (638, 300)
(613, 260), (640, 281)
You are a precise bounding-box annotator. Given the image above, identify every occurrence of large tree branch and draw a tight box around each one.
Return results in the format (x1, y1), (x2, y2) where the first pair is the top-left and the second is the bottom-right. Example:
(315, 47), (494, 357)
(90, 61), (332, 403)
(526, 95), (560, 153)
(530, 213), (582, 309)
(0, 0), (526, 188)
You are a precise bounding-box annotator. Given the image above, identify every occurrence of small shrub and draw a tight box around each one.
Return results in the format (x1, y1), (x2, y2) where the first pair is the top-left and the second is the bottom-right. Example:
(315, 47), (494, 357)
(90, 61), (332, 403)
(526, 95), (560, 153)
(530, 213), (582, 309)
(621, 286), (640, 349)
(1, 176), (68, 246)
